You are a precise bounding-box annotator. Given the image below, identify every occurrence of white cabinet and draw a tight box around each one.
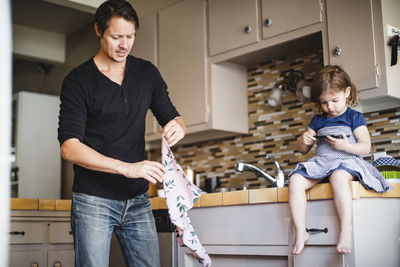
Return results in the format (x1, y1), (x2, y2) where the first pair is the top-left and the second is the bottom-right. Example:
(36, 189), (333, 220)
(324, 0), (400, 111)
(208, 0), (322, 56)
(325, 0), (378, 93)
(130, 14), (160, 137)
(13, 91), (61, 198)
(178, 197), (400, 267)
(9, 211), (74, 267)
(208, 0), (259, 56)
(261, 0), (321, 40)
(9, 250), (45, 267)
(141, 0), (248, 146)
(159, 0), (208, 128)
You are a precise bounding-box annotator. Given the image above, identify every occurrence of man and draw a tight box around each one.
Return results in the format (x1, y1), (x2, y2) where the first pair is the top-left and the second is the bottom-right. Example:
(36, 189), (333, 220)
(57, 0), (186, 266)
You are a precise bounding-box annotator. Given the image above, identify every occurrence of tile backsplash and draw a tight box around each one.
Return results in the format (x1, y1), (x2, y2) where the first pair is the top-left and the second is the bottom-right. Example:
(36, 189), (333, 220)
(150, 48), (400, 191)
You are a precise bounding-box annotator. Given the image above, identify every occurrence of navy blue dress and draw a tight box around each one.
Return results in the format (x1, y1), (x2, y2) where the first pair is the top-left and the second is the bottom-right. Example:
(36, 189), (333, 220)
(288, 108), (392, 193)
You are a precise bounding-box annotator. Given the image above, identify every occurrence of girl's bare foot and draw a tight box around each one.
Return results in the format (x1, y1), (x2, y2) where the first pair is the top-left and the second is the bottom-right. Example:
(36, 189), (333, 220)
(337, 226), (352, 254)
(292, 230), (310, 255)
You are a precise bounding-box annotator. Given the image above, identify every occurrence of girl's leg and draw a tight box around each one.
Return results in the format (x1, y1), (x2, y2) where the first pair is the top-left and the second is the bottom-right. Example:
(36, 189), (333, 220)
(289, 174), (319, 255)
(329, 169), (354, 254)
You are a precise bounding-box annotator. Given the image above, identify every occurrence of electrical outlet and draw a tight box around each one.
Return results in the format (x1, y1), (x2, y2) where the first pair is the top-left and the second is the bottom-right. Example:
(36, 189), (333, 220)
(373, 152), (387, 161)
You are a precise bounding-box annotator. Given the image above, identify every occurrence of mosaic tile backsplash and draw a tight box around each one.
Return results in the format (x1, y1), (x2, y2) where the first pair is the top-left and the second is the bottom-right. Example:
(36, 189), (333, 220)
(150, 48), (400, 191)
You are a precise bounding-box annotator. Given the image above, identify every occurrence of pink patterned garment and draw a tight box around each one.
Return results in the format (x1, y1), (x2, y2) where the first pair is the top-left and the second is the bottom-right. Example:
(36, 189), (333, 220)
(161, 136), (212, 267)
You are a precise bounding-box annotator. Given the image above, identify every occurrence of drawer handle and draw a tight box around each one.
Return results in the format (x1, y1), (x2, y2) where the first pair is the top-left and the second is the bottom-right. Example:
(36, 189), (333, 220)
(306, 227), (328, 233)
(9, 231), (25, 236)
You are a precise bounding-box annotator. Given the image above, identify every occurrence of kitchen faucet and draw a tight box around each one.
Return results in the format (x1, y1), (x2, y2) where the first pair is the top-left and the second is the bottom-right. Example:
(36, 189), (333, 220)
(235, 156), (285, 187)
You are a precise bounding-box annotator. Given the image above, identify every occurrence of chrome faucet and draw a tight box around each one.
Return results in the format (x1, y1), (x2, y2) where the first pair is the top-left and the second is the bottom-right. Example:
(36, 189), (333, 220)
(235, 156), (285, 187)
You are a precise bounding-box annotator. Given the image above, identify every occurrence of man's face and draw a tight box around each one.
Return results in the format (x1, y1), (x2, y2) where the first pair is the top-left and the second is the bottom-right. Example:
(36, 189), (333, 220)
(97, 16), (135, 63)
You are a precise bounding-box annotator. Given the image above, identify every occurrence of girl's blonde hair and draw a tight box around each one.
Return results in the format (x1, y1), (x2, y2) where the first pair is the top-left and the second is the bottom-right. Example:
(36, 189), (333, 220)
(311, 65), (359, 107)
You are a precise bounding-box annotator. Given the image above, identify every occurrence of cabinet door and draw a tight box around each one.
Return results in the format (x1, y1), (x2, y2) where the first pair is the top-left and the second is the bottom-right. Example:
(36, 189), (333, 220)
(293, 254), (343, 267)
(326, 0), (378, 91)
(261, 0), (321, 39)
(9, 250), (44, 267)
(159, 0), (207, 127)
(131, 14), (157, 65)
(305, 215), (340, 245)
(47, 250), (74, 267)
(48, 223), (73, 244)
(9, 222), (45, 244)
(130, 14), (159, 137)
(208, 0), (259, 56)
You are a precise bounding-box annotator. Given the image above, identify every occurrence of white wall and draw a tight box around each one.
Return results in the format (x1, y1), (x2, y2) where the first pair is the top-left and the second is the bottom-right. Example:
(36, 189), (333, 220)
(0, 0), (12, 265)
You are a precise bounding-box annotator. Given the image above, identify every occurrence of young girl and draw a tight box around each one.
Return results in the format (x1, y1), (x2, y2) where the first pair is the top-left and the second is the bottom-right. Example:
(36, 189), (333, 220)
(288, 65), (392, 255)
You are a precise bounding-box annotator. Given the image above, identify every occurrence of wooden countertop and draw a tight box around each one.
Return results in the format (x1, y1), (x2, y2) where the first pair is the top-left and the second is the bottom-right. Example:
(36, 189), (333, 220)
(11, 182), (399, 210)
(11, 198), (72, 211)
(150, 181), (400, 209)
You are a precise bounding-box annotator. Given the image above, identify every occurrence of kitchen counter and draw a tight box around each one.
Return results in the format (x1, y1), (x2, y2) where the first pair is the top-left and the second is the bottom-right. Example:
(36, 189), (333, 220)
(11, 198), (71, 211)
(150, 181), (400, 209)
(9, 182), (400, 267)
(10, 181), (400, 210)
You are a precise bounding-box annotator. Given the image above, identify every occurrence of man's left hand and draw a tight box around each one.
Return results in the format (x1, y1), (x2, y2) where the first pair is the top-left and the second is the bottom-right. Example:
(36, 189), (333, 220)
(162, 116), (186, 147)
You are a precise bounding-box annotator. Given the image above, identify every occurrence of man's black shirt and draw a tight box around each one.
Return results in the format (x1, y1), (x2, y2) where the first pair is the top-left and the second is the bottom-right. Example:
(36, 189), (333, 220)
(58, 55), (179, 200)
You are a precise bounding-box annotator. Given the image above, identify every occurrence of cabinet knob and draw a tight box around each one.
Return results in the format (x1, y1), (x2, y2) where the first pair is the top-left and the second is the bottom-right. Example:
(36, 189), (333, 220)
(244, 25), (252, 33)
(53, 261), (62, 267)
(332, 46), (342, 56)
(264, 18), (272, 27)
(30, 262), (38, 267)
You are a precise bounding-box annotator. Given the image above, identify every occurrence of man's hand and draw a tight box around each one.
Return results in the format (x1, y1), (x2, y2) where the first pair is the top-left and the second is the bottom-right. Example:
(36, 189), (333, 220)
(162, 116), (186, 147)
(120, 160), (166, 184)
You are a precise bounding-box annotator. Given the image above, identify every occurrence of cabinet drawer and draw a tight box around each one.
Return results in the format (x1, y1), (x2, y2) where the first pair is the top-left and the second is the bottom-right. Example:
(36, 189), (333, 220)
(190, 205), (291, 245)
(9, 250), (44, 267)
(49, 222), (73, 244)
(9, 222), (45, 244)
(48, 249), (75, 267)
(305, 216), (340, 245)
(293, 253), (343, 266)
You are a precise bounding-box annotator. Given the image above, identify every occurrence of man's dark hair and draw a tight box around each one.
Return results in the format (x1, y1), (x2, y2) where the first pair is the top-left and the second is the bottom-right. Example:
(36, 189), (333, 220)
(95, 0), (139, 37)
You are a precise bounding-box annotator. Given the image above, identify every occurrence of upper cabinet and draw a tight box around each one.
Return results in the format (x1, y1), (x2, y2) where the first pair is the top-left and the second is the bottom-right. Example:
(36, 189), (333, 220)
(142, 0), (248, 146)
(325, 0), (378, 93)
(158, 0), (208, 128)
(208, 0), (322, 56)
(261, 0), (321, 40)
(324, 0), (400, 111)
(130, 14), (159, 137)
(208, 0), (259, 56)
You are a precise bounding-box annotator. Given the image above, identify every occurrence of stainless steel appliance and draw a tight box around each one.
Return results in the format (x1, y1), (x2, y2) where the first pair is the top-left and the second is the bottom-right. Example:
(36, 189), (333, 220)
(154, 209), (178, 267)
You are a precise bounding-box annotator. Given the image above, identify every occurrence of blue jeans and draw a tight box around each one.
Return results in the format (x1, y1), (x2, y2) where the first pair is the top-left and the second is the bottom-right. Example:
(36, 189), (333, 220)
(71, 192), (160, 267)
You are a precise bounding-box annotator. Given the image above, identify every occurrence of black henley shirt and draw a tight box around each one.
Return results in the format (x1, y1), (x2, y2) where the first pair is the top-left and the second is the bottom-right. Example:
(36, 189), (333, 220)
(58, 55), (179, 200)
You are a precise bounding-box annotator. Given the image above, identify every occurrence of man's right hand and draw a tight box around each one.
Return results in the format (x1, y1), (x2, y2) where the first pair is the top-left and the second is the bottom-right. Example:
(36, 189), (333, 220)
(120, 160), (166, 184)
(61, 139), (166, 184)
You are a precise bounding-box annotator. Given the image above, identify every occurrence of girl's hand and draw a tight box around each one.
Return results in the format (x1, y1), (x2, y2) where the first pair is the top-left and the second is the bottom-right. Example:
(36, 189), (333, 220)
(296, 127), (316, 154)
(299, 131), (316, 146)
(326, 132), (349, 151)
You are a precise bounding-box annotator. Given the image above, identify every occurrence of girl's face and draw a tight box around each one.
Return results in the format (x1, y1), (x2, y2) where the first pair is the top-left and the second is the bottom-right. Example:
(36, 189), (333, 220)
(318, 87), (350, 117)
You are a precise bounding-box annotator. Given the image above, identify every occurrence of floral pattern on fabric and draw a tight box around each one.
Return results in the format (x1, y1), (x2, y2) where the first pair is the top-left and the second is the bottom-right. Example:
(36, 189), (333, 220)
(161, 136), (211, 267)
